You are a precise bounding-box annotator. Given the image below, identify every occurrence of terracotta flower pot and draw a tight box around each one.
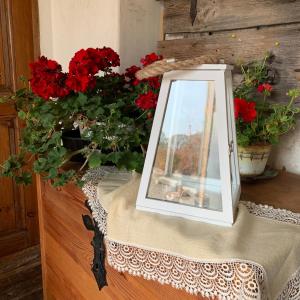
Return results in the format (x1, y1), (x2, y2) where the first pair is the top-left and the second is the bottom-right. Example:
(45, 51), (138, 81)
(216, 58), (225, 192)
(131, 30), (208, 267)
(238, 144), (272, 177)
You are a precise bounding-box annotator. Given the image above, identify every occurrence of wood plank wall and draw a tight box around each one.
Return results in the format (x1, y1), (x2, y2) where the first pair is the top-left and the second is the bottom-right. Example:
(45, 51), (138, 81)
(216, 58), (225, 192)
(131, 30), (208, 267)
(158, 0), (300, 102)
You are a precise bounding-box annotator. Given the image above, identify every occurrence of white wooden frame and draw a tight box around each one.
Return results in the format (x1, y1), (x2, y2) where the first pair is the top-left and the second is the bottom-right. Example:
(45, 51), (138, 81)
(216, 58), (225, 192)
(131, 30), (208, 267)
(136, 65), (241, 226)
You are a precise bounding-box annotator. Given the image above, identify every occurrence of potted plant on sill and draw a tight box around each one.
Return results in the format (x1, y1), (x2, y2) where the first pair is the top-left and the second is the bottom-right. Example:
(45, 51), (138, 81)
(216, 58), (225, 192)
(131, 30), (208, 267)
(0, 48), (162, 187)
(234, 55), (300, 177)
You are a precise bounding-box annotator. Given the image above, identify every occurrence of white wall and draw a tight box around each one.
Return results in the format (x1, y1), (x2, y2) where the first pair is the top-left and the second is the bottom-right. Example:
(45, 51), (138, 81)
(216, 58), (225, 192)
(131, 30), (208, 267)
(119, 0), (162, 70)
(38, 0), (162, 71)
(270, 120), (300, 174)
(38, 0), (53, 58)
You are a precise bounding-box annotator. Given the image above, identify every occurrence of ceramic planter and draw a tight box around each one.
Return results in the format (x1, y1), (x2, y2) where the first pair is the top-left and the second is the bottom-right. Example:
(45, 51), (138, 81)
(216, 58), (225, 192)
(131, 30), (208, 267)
(238, 144), (272, 176)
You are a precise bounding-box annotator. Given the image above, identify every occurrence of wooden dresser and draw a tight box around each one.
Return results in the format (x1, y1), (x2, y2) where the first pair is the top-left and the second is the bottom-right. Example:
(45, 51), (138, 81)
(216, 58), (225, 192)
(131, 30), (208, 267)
(37, 171), (300, 300)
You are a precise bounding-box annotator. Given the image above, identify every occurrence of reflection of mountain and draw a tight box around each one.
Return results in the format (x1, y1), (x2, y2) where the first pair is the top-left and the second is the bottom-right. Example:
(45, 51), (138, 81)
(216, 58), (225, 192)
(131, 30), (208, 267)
(155, 132), (203, 176)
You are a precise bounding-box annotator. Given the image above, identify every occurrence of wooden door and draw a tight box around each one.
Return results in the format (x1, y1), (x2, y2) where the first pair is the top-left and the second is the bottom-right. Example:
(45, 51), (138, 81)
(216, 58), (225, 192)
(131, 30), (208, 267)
(0, 0), (39, 257)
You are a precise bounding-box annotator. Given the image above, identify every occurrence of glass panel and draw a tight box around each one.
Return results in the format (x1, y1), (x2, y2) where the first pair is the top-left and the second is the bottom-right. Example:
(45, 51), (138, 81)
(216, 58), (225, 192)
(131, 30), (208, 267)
(147, 80), (222, 211)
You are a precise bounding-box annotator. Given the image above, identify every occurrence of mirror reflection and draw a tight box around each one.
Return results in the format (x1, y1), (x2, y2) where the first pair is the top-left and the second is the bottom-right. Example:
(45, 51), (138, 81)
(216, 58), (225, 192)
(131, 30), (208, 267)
(147, 80), (222, 211)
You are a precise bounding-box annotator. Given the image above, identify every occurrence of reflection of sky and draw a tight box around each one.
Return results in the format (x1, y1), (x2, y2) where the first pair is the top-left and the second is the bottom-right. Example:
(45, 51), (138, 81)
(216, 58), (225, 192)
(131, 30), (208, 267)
(161, 81), (210, 138)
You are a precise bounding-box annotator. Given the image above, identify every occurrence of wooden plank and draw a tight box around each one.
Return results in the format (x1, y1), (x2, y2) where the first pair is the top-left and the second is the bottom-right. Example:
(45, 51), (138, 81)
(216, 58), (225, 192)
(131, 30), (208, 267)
(0, 0), (14, 93)
(36, 177), (48, 300)
(163, 0), (300, 34)
(39, 178), (205, 300)
(22, 290), (43, 300)
(0, 245), (42, 299)
(0, 264), (42, 299)
(242, 171), (300, 213)
(0, 245), (40, 280)
(159, 23), (300, 102)
(0, 231), (28, 257)
(0, 120), (16, 233)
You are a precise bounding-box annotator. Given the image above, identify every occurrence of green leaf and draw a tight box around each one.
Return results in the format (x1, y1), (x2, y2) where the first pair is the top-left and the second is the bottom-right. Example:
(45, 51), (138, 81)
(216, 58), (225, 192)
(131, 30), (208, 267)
(77, 93), (88, 106)
(118, 152), (144, 173)
(18, 110), (26, 120)
(15, 172), (32, 185)
(16, 88), (27, 97)
(88, 151), (103, 168)
(46, 167), (58, 179)
(75, 178), (85, 188)
(106, 152), (122, 164)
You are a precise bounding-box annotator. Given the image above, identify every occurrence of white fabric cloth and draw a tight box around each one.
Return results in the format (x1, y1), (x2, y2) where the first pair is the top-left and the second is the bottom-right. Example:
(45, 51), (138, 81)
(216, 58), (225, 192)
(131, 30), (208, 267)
(82, 169), (300, 300)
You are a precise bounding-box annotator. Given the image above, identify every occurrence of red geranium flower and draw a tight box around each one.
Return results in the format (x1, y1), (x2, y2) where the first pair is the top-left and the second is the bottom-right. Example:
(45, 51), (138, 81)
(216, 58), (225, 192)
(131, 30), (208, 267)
(125, 65), (141, 80)
(140, 52), (163, 67)
(234, 98), (257, 123)
(257, 83), (272, 93)
(135, 91), (158, 110)
(66, 75), (95, 93)
(29, 56), (70, 100)
(67, 47), (120, 92)
(234, 98), (244, 119)
(241, 101), (257, 122)
(147, 76), (161, 90)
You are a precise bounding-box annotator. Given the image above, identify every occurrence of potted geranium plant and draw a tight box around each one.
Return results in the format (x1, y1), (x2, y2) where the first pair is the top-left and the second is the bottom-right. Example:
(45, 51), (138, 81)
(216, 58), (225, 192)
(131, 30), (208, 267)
(0, 48), (162, 187)
(234, 55), (300, 176)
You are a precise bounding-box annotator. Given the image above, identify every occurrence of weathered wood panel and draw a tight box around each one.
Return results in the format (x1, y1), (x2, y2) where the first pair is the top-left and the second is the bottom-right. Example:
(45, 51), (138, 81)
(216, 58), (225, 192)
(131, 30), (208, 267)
(159, 23), (300, 102)
(163, 0), (300, 34)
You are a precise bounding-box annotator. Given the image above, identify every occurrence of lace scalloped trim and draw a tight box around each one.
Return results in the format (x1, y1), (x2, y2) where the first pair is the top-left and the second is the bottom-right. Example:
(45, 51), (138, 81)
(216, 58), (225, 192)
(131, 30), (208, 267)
(240, 201), (300, 225)
(82, 169), (300, 300)
(106, 239), (268, 300)
(277, 267), (300, 300)
(82, 168), (109, 235)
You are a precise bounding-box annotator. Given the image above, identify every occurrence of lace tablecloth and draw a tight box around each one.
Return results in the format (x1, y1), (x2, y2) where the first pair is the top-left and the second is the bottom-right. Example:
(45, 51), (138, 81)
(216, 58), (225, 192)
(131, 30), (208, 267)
(83, 169), (300, 300)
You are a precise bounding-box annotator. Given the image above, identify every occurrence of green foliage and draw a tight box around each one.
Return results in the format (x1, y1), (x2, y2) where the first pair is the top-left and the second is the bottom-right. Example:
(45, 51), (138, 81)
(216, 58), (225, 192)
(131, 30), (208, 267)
(234, 53), (274, 99)
(0, 74), (153, 186)
(234, 55), (300, 147)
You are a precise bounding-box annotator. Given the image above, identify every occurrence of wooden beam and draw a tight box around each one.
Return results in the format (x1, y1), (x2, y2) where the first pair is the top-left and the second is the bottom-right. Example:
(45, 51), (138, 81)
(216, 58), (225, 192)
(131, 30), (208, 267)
(163, 0), (300, 34)
(159, 23), (300, 102)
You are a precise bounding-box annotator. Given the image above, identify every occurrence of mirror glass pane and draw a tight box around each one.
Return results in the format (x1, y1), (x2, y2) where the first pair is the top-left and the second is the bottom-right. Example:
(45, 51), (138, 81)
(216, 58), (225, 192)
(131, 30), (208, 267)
(146, 80), (222, 211)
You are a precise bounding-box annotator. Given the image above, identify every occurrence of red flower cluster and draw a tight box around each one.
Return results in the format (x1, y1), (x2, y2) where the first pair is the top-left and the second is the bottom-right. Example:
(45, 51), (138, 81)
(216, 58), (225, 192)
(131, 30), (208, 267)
(147, 76), (161, 89)
(125, 65), (141, 79)
(127, 52), (163, 111)
(140, 52), (163, 67)
(66, 47), (120, 92)
(135, 91), (158, 110)
(234, 98), (257, 123)
(128, 53), (163, 87)
(29, 56), (70, 100)
(257, 83), (272, 93)
(125, 65), (141, 85)
(29, 49), (162, 107)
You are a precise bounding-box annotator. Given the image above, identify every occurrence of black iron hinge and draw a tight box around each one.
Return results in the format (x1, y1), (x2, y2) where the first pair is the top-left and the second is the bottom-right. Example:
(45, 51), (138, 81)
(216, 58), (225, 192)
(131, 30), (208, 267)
(82, 200), (107, 290)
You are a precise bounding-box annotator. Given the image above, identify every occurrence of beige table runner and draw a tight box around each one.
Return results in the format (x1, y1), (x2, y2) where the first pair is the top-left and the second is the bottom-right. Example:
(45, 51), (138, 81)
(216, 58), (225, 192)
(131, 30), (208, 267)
(83, 170), (300, 300)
